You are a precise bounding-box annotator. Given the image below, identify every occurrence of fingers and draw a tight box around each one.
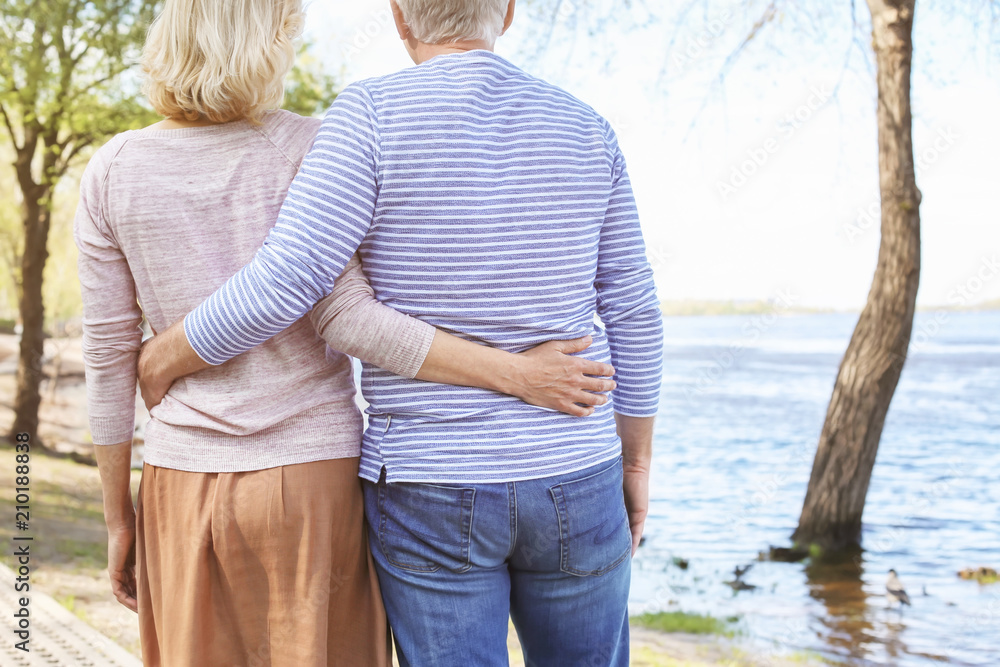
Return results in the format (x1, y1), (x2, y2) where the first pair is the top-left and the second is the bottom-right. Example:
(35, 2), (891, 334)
(571, 390), (608, 407)
(550, 335), (592, 355)
(630, 519), (646, 556)
(110, 572), (139, 613)
(580, 377), (616, 394)
(576, 359), (615, 377)
(139, 380), (167, 412)
(114, 587), (138, 613)
(553, 401), (595, 417)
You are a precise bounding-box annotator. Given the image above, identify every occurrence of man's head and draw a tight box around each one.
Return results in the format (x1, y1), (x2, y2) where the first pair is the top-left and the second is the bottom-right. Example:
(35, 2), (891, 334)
(390, 0), (516, 62)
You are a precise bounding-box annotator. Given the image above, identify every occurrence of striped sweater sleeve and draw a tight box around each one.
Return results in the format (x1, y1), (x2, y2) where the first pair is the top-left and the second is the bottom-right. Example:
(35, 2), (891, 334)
(596, 135), (664, 417)
(184, 84), (381, 365)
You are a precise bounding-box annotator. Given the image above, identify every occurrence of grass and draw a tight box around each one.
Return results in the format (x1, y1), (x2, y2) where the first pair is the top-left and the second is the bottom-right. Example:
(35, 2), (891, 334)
(632, 611), (737, 637)
(960, 570), (999, 584)
(54, 593), (90, 622)
(629, 646), (708, 667)
(0, 445), (131, 572)
(0, 446), (144, 657)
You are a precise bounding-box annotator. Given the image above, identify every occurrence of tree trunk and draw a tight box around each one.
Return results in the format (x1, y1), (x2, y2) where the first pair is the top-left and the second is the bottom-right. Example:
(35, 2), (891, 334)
(792, 0), (921, 552)
(10, 191), (51, 448)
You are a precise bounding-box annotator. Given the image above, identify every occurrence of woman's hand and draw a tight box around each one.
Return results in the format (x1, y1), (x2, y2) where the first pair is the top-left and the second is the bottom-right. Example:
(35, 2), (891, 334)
(414, 331), (615, 416)
(137, 338), (171, 411)
(136, 319), (212, 411)
(506, 336), (616, 417)
(95, 442), (139, 612)
(107, 522), (138, 613)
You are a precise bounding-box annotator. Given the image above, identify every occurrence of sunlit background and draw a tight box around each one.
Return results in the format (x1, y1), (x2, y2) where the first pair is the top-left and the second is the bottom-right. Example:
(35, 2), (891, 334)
(306, 0), (1000, 310)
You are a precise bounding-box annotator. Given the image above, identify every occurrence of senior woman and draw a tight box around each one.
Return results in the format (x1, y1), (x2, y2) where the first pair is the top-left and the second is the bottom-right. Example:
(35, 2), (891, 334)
(75, 0), (615, 665)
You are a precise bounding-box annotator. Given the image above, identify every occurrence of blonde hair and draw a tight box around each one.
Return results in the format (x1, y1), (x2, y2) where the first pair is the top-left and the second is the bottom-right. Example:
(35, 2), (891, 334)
(395, 0), (509, 45)
(142, 0), (304, 123)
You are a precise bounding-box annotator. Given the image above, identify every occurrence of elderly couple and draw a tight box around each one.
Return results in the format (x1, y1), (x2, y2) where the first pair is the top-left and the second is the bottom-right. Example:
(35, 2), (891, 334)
(77, 0), (663, 664)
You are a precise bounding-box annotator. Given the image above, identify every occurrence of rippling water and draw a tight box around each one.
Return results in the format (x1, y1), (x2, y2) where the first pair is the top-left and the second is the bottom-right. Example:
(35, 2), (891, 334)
(632, 311), (1000, 666)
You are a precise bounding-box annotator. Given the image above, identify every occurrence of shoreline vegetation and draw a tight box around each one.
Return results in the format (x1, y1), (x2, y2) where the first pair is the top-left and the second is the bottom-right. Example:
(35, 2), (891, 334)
(657, 298), (1000, 317)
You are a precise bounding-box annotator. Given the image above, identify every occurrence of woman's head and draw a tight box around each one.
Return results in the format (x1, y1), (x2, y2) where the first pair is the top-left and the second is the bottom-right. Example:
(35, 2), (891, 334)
(142, 0), (304, 123)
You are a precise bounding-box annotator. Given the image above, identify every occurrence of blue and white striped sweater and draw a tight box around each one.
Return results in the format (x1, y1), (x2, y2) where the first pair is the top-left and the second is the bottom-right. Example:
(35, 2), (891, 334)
(185, 50), (664, 483)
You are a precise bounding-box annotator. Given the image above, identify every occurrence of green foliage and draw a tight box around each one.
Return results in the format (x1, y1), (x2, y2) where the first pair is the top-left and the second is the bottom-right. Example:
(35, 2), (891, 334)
(283, 42), (340, 118)
(1, 0), (161, 191)
(1, 0), (162, 334)
(631, 611), (736, 636)
(0, 3), (339, 334)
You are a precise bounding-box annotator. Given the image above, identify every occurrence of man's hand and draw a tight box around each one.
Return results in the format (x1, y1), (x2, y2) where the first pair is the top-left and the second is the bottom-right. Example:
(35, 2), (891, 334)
(623, 463), (650, 555)
(137, 319), (212, 411)
(107, 523), (138, 613)
(616, 414), (655, 555)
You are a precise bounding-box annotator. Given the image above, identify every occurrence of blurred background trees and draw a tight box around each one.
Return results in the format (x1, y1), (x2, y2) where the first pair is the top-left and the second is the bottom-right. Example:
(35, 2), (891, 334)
(1, 0), (160, 447)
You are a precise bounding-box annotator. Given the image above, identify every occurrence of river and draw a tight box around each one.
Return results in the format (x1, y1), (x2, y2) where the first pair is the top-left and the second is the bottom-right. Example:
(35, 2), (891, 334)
(632, 310), (1000, 666)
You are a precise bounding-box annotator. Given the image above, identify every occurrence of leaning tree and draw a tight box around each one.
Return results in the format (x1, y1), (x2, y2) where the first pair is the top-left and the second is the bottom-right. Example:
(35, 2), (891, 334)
(792, 0), (921, 551)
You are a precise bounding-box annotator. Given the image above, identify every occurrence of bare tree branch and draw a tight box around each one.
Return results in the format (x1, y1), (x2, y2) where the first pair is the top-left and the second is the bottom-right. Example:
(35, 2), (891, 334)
(681, 1), (780, 141)
(0, 102), (20, 151)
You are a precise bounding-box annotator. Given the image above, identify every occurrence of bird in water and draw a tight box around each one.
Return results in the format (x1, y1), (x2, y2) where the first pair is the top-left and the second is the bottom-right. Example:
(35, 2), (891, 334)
(887, 569), (912, 609)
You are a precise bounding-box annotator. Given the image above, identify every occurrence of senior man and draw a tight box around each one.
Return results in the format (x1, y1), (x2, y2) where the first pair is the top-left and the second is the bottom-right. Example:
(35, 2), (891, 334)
(139, 0), (664, 664)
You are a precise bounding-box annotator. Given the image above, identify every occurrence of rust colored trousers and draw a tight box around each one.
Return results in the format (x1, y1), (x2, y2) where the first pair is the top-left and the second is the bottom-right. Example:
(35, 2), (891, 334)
(135, 458), (390, 667)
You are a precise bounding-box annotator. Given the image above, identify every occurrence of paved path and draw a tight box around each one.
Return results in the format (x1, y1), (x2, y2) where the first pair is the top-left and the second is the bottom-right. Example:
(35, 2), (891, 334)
(1, 563), (141, 667)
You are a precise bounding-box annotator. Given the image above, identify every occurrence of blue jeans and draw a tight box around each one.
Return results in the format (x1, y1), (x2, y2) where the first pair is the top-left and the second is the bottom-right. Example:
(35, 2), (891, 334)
(362, 456), (632, 667)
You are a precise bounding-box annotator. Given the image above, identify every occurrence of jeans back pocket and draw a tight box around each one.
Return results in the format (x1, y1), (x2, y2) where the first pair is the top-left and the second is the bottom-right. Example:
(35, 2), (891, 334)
(377, 480), (475, 573)
(549, 459), (632, 576)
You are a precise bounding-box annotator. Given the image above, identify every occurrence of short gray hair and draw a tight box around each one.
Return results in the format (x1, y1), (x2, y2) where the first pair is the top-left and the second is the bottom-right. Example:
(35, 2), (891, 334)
(395, 0), (509, 44)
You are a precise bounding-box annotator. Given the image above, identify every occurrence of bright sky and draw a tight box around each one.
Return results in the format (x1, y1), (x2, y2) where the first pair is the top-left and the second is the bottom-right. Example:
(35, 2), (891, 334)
(303, 0), (1000, 310)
